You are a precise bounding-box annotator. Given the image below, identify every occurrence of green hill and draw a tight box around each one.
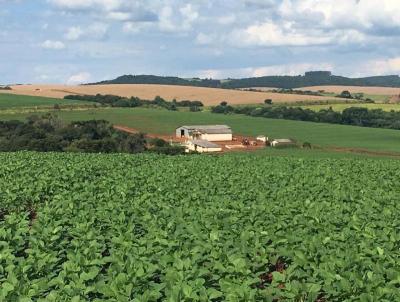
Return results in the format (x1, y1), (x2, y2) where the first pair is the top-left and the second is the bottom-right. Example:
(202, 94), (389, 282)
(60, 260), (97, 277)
(88, 71), (400, 89)
(89, 75), (221, 88)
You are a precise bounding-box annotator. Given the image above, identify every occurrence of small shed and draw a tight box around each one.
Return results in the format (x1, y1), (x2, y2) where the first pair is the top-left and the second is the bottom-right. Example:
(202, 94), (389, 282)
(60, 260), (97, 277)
(256, 135), (267, 143)
(176, 125), (232, 142)
(271, 139), (295, 147)
(186, 140), (222, 153)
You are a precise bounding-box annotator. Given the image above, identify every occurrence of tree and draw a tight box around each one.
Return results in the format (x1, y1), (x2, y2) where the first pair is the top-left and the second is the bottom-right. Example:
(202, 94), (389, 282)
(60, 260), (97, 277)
(189, 106), (202, 112)
(338, 90), (353, 99)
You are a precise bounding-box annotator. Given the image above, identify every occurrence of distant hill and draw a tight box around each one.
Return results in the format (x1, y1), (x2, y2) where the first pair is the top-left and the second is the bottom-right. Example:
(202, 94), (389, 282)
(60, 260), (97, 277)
(89, 75), (221, 88)
(88, 72), (400, 89)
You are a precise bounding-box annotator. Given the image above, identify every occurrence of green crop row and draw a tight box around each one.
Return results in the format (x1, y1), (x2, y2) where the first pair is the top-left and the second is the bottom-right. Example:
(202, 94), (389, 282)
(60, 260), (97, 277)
(1, 152), (400, 301)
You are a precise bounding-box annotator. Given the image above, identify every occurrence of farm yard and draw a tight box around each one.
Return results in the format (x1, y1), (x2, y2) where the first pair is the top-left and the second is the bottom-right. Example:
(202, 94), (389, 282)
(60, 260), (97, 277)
(1, 84), (344, 106)
(1, 107), (400, 157)
(2, 152), (400, 301)
(0, 91), (400, 157)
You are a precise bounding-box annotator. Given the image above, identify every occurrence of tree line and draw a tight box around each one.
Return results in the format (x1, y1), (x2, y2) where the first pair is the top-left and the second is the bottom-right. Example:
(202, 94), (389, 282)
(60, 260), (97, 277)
(86, 73), (400, 89)
(211, 104), (400, 130)
(64, 94), (203, 111)
(88, 75), (221, 88)
(0, 114), (185, 155)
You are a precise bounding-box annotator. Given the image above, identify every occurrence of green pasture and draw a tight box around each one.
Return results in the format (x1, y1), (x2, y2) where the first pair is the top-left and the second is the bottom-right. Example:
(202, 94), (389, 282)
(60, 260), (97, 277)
(300, 103), (400, 112)
(1, 107), (400, 154)
(0, 93), (90, 109)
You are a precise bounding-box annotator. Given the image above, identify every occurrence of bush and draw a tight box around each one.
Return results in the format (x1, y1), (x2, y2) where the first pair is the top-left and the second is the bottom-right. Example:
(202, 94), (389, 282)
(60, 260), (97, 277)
(0, 115), (147, 154)
(64, 94), (203, 111)
(149, 138), (169, 148)
(189, 106), (202, 112)
(338, 90), (353, 99)
(152, 145), (186, 155)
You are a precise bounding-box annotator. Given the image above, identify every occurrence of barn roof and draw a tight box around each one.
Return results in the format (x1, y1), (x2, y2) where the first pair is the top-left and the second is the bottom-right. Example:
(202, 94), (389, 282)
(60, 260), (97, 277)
(189, 140), (221, 148)
(178, 125), (232, 134)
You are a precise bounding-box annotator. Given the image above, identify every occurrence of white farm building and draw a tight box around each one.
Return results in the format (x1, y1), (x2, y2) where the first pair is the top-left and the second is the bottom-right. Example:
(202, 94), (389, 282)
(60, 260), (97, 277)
(186, 140), (222, 153)
(176, 125), (232, 142)
(271, 139), (295, 147)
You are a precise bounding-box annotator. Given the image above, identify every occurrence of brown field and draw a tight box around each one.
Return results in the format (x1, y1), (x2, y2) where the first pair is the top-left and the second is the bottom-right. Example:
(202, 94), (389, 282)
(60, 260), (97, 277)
(299, 85), (400, 95)
(3, 84), (343, 106)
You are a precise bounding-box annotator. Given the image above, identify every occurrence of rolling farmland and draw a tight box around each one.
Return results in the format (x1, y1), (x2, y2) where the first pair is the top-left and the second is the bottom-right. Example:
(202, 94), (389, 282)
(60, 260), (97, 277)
(3, 84), (343, 106)
(1, 152), (400, 301)
(0, 93), (91, 109)
(300, 103), (400, 112)
(299, 85), (400, 96)
(1, 107), (400, 155)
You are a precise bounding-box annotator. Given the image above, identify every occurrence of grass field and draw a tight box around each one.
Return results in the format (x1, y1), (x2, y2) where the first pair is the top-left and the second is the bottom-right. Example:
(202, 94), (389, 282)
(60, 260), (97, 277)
(4, 84), (344, 106)
(0, 93), (89, 109)
(319, 92), (391, 103)
(1, 107), (400, 154)
(300, 85), (400, 96)
(300, 103), (400, 112)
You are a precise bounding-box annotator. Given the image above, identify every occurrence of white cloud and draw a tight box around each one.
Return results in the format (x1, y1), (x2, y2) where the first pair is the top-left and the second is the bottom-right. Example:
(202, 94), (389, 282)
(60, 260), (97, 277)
(195, 32), (215, 45)
(360, 57), (400, 76)
(278, 0), (400, 31)
(65, 26), (83, 40)
(48, 0), (122, 11)
(107, 11), (131, 21)
(123, 22), (149, 34)
(41, 40), (65, 50)
(159, 4), (199, 32)
(196, 62), (334, 79)
(67, 72), (91, 85)
(232, 21), (332, 47)
(248, 62), (334, 77)
(218, 15), (236, 25)
(65, 23), (108, 41)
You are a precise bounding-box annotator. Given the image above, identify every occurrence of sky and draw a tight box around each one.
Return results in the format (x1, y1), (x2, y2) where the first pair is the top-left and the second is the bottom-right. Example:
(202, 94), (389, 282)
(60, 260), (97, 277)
(1, 0), (400, 84)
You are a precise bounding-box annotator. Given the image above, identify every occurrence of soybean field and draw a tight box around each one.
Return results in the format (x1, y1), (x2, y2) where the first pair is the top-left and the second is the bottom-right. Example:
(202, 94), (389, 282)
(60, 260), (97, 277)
(1, 152), (400, 301)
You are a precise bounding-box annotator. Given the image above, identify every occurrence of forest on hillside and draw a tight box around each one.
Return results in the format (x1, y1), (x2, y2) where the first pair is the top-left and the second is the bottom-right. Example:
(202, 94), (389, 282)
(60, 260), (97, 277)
(88, 72), (400, 89)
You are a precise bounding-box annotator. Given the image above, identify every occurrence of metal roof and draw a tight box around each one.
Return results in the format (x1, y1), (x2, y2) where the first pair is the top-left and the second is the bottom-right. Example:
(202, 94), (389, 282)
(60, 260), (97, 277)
(189, 140), (221, 148)
(178, 125), (232, 134)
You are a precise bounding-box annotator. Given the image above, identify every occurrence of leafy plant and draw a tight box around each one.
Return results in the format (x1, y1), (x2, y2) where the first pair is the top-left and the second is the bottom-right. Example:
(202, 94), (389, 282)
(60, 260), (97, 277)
(1, 152), (400, 301)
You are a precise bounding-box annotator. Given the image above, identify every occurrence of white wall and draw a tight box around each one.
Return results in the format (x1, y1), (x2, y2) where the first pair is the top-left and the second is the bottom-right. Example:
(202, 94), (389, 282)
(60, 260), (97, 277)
(185, 142), (222, 153)
(176, 128), (232, 141)
(176, 127), (189, 138)
(200, 133), (232, 142)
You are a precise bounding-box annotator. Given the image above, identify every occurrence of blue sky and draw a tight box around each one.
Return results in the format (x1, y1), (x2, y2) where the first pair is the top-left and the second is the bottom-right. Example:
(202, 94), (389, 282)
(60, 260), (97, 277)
(1, 0), (400, 84)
